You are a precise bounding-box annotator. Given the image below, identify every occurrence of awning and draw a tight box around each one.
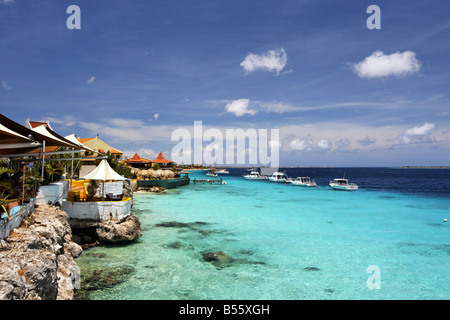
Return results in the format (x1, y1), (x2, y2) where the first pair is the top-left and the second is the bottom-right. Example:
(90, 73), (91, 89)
(80, 159), (127, 181)
(31, 125), (82, 149)
(0, 114), (82, 156)
(65, 134), (96, 152)
(0, 122), (41, 152)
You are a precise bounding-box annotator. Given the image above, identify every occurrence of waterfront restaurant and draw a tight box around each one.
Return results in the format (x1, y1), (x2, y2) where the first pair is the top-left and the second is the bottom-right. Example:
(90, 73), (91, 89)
(126, 153), (151, 169)
(150, 152), (173, 168)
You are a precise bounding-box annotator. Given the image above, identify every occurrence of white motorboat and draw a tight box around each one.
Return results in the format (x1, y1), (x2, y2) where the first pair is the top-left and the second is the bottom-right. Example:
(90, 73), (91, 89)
(206, 170), (218, 177)
(329, 178), (358, 191)
(268, 171), (289, 183)
(216, 169), (229, 174)
(243, 170), (267, 180)
(291, 177), (317, 187)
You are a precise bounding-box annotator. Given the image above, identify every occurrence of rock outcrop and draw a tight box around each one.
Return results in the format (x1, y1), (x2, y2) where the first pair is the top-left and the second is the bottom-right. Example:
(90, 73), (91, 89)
(96, 215), (142, 243)
(202, 251), (233, 268)
(0, 204), (82, 300)
(70, 214), (142, 245)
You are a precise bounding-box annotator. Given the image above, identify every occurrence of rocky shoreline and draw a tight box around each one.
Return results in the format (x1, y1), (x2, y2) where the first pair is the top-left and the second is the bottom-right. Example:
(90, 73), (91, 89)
(0, 203), (142, 300)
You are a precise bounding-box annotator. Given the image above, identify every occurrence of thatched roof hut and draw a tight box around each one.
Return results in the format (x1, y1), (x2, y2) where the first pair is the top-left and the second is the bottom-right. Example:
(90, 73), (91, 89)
(154, 169), (165, 178)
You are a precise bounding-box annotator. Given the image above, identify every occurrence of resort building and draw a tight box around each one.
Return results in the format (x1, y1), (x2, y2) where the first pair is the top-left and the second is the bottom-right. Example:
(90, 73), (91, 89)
(125, 153), (152, 169)
(77, 136), (123, 161)
(150, 152), (173, 168)
(0, 114), (90, 240)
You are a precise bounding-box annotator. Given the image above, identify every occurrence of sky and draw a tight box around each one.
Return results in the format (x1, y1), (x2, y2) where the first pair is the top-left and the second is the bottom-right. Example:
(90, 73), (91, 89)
(1, 0), (449, 167)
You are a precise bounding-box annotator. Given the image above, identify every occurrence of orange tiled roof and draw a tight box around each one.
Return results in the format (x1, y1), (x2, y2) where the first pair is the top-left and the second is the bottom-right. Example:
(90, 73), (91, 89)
(151, 152), (172, 164)
(128, 153), (149, 163)
(111, 148), (123, 154)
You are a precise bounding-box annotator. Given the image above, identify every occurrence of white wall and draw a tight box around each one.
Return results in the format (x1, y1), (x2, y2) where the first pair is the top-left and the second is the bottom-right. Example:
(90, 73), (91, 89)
(35, 181), (69, 205)
(62, 199), (132, 221)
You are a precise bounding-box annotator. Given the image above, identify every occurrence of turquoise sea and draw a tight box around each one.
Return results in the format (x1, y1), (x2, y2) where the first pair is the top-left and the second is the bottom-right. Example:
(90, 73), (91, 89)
(75, 168), (450, 300)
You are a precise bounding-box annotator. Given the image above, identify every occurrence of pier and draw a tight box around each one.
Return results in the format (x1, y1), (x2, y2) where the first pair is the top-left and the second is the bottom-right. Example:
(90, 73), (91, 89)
(193, 178), (226, 185)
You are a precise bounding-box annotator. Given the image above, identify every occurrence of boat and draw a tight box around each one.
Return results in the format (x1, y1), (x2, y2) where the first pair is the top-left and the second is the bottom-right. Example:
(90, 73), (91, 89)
(216, 169), (229, 175)
(243, 170), (267, 180)
(206, 169), (218, 177)
(329, 178), (358, 191)
(291, 177), (317, 187)
(268, 171), (289, 183)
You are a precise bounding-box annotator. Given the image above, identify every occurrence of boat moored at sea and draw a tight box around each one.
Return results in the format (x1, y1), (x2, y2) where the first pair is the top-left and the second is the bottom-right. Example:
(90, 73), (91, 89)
(206, 169), (218, 177)
(243, 170), (267, 180)
(268, 171), (290, 183)
(216, 169), (229, 175)
(329, 178), (358, 191)
(291, 176), (317, 187)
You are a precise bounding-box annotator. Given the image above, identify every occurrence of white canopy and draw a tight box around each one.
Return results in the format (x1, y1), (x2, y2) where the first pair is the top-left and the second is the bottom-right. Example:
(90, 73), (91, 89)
(81, 159), (126, 181)
(64, 134), (96, 152)
(31, 125), (80, 149)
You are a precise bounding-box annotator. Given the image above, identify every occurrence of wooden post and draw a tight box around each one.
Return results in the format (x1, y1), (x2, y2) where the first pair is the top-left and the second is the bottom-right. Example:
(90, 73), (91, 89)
(22, 163), (26, 206)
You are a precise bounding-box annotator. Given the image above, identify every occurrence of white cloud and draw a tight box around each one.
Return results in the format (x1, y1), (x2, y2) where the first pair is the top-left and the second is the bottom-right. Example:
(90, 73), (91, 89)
(1, 81), (11, 90)
(216, 99), (401, 117)
(240, 48), (288, 74)
(78, 119), (175, 143)
(335, 139), (351, 150)
(317, 139), (332, 151)
(123, 147), (158, 160)
(353, 51), (421, 79)
(221, 99), (297, 116)
(0, 0), (14, 5)
(404, 122), (435, 136)
(153, 113), (160, 120)
(43, 116), (77, 127)
(87, 76), (96, 84)
(224, 99), (258, 117)
(256, 101), (297, 113)
(358, 136), (377, 146)
(400, 122), (435, 144)
(289, 136), (313, 152)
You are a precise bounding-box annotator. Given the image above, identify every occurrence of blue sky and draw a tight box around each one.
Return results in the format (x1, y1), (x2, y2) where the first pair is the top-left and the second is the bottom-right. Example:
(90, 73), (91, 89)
(1, 0), (449, 166)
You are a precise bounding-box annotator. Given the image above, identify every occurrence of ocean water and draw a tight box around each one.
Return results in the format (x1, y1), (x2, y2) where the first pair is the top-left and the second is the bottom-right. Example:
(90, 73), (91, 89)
(74, 168), (450, 300)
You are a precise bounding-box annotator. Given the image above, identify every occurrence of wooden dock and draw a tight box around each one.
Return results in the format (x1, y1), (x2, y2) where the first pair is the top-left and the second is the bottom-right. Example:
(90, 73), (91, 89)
(192, 178), (226, 185)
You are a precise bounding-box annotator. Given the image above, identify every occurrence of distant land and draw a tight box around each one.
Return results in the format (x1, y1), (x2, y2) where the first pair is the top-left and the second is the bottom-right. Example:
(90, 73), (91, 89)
(399, 166), (450, 169)
(202, 165), (450, 169)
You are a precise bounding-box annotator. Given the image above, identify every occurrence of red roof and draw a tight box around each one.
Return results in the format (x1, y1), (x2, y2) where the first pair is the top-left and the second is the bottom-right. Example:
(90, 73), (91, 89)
(151, 152), (172, 164)
(29, 121), (48, 128)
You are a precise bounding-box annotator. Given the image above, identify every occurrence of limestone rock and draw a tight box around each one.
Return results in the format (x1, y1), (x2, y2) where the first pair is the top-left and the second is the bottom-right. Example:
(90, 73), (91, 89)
(123, 179), (135, 197)
(95, 215), (142, 243)
(0, 204), (82, 300)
